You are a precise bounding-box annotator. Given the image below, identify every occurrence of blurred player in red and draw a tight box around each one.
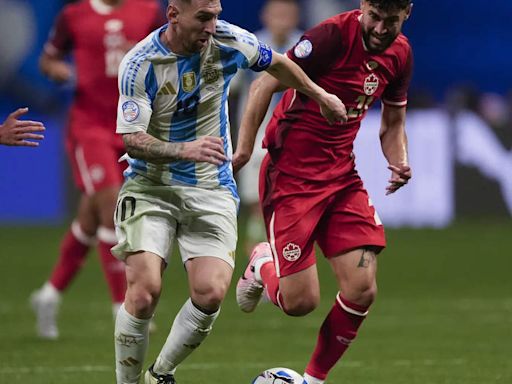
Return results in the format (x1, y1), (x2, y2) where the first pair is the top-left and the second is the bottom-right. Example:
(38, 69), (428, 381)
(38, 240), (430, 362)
(30, 0), (164, 339)
(0, 108), (44, 146)
(234, 1), (413, 382)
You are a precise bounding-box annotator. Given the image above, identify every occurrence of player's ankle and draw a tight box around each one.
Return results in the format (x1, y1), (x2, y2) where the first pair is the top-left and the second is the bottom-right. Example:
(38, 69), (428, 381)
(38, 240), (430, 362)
(304, 373), (325, 384)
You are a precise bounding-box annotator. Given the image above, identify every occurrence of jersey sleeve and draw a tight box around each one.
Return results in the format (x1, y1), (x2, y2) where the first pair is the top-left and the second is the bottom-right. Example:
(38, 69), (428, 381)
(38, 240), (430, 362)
(382, 45), (414, 107)
(215, 20), (273, 72)
(44, 8), (73, 56)
(286, 21), (342, 78)
(116, 56), (154, 134)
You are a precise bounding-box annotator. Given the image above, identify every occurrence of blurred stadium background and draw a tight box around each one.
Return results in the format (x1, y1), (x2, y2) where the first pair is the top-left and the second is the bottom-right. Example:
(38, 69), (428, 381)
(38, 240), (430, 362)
(0, 0), (511, 383)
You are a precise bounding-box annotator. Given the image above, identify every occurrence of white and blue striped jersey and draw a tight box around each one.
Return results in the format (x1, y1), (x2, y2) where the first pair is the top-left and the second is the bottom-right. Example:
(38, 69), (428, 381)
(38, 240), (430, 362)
(116, 21), (273, 199)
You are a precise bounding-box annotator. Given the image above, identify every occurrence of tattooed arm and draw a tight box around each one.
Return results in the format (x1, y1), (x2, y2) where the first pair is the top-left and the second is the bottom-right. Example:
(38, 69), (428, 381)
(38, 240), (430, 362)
(123, 132), (227, 165)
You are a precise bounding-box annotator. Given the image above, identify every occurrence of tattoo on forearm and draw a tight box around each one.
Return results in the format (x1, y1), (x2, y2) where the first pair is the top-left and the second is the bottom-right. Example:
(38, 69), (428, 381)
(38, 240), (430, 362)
(123, 132), (184, 163)
(357, 249), (376, 268)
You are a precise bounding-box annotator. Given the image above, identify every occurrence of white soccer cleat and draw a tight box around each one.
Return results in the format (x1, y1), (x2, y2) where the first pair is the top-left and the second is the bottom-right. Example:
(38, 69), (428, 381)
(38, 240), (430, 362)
(30, 286), (61, 340)
(236, 242), (273, 313)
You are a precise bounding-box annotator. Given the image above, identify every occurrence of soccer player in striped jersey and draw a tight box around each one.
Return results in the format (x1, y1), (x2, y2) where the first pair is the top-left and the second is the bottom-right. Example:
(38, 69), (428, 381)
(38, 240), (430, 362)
(30, 0), (164, 340)
(0, 108), (44, 147)
(111, 1), (347, 383)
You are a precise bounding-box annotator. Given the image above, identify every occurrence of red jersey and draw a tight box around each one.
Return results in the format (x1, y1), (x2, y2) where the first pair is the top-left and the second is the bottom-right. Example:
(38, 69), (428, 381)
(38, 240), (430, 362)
(45, 0), (164, 143)
(263, 10), (413, 182)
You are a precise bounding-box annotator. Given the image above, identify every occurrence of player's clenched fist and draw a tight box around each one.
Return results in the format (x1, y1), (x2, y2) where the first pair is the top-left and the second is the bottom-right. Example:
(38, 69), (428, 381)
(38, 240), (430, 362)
(182, 136), (227, 165)
(319, 92), (348, 124)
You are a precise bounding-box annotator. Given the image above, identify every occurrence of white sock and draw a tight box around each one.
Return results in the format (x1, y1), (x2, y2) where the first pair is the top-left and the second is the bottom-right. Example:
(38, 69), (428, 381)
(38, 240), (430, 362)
(304, 373), (325, 384)
(153, 298), (219, 375)
(112, 302), (122, 320)
(114, 304), (151, 384)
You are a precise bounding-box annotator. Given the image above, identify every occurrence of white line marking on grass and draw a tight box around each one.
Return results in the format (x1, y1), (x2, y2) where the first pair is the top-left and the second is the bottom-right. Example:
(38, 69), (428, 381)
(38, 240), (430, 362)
(0, 358), (468, 375)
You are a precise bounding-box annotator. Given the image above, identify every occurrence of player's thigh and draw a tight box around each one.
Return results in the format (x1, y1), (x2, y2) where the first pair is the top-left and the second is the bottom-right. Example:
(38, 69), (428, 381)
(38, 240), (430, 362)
(75, 193), (99, 234)
(112, 176), (178, 264)
(176, 186), (238, 269)
(125, 251), (165, 291)
(186, 256), (233, 304)
(66, 137), (124, 196)
(328, 247), (378, 297)
(316, 185), (386, 259)
(93, 185), (120, 226)
(279, 263), (320, 303)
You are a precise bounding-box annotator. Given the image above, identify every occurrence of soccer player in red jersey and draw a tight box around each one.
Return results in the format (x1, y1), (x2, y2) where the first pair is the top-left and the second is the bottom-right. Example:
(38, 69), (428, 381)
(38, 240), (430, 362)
(0, 108), (44, 147)
(235, 1), (413, 382)
(30, 0), (164, 339)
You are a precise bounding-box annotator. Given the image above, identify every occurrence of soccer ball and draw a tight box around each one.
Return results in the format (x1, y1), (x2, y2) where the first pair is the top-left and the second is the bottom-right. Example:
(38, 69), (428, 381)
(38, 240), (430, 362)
(251, 367), (305, 384)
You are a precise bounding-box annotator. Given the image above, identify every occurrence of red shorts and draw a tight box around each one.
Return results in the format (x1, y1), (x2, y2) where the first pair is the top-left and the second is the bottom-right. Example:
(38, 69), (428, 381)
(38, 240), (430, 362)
(259, 155), (386, 278)
(66, 136), (126, 195)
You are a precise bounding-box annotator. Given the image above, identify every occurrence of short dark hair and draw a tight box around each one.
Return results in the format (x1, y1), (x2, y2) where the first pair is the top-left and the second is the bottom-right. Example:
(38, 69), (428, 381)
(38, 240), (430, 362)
(366, 0), (412, 11)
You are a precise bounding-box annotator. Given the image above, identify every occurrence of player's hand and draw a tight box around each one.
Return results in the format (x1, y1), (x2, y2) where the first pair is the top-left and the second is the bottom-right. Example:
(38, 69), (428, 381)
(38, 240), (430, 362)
(0, 108), (45, 147)
(47, 61), (73, 83)
(232, 149), (251, 174)
(386, 164), (412, 195)
(182, 136), (227, 165)
(319, 92), (348, 124)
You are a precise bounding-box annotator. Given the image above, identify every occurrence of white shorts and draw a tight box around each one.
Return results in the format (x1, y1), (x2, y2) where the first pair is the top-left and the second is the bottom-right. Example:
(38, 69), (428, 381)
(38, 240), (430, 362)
(112, 175), (238, 268)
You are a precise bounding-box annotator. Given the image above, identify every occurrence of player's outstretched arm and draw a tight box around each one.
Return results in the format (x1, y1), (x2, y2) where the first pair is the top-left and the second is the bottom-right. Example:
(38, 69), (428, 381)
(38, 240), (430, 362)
(232, 72), (282, 173)
(0, 108), (45, 147)
(380, 103), (412, 195)
(123, 132), (227, 165)
(265, 53), (347, 124)
(39, 51), (73, 83)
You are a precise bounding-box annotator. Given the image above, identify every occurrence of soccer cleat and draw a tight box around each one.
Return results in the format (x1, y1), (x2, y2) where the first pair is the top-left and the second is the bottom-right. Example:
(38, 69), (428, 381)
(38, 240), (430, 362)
(236, 242), (273, 313)
(144, 364), (176, 384)
(29, 287), (61, 340)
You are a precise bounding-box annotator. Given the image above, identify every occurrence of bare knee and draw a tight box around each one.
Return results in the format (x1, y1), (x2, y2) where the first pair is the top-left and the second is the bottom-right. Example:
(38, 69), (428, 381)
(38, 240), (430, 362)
(125, 281), (161, 318)
(345, 281), (378, 307)
(190, 278), (230, 312)
(282, 292), (320, 317)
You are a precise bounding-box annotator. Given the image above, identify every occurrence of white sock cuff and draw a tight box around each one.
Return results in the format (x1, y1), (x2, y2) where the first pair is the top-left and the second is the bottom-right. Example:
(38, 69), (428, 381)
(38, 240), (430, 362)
(304, 373), (325, 384)
(336, 293), (369, 317)
(253, 256), (273, 283)
(188, 299), (220, 322)
(118, 303), (151, 327)
(42, 281), (61, 297)
(97, 226), (118, 245)
(71, 221), (96, 246)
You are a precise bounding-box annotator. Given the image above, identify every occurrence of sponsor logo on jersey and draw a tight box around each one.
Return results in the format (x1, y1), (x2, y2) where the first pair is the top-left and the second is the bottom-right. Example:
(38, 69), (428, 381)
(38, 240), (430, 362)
(182, 72), (197, 93)
(89, 164), (105, 183)
(294, 39), (313, 59)
(364, 73), (379, 95)
(203, 64), (220, 84)
(157, 81), (177, 95)
(122, 100), (139, 122)
(282, 242), (301, 261)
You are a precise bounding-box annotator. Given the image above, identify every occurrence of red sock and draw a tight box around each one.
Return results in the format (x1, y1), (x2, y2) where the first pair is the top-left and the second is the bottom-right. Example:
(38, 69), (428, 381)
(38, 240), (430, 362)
(49, 225), (92, 291)
(305, 294), (369, 380)
(260, 261), (284, 309)
(97, 227), (126, 303)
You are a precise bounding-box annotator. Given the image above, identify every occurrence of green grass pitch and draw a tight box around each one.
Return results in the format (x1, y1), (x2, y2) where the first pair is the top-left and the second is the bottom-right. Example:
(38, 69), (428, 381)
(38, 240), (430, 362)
(0, 219), (511, 383)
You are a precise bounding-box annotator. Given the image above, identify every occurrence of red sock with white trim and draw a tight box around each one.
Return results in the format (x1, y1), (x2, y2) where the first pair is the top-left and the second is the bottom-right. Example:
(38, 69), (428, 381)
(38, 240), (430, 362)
(259, 261), (284, 309)
(305, 293), (369, 381)
(49, 221), (94, 291)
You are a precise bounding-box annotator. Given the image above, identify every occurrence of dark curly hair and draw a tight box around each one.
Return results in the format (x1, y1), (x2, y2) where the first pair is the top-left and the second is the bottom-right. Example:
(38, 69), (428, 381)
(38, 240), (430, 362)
(366, 0), (412, 11)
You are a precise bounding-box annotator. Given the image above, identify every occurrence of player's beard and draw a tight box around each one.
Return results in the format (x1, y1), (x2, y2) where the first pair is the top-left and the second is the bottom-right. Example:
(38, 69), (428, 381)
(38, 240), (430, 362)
(362, 29), (397, 53)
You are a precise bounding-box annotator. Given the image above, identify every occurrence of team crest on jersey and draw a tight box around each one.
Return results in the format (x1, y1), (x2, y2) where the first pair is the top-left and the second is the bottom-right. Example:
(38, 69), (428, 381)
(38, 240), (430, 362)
(294, 39), (313, 59)
(122, 101), (139, 122)
(203, 64), (220, 84)
(282, 243), (301, 262)
(364, 73), (379, 95)
(181, 72), (197, 93)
